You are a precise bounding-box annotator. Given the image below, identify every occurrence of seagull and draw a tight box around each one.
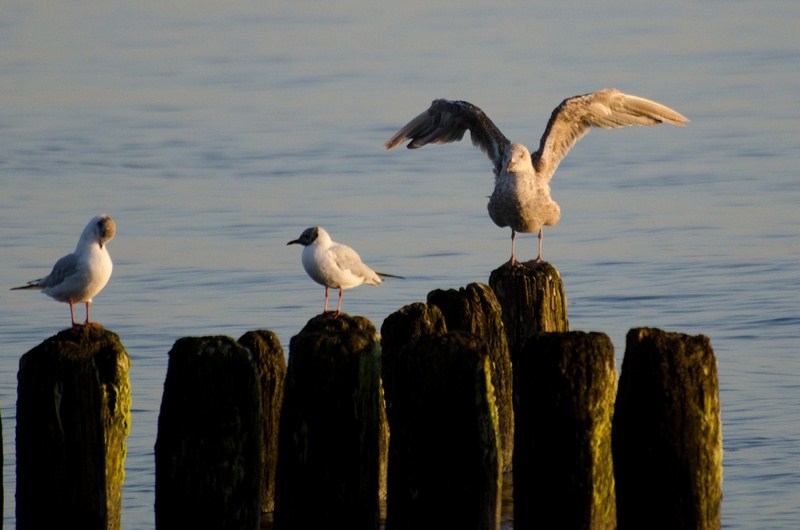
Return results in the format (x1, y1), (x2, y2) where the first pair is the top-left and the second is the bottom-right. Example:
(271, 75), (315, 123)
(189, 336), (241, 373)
(384, 88), (688, 266)
(287, 226), (403, 315)
(11, 215), (116, 327)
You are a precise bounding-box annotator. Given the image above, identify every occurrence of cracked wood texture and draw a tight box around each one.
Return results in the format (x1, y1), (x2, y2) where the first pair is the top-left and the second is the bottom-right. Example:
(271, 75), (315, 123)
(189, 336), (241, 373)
(488, 262), (569, 359)
(17, 326), (130, 530)
(274, 314), (384, 530)
(427, 283), (514, 472)
(155, 335), (263, 529)
(514, 331), (617, 530)
(238, 329), (286, 515)
(382, 305), (501, 530)
(613, 327), (722, 530)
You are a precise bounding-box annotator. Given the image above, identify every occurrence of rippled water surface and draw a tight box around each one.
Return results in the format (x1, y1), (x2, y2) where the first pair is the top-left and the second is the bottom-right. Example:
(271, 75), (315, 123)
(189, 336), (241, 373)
(1, 1), (798, 527)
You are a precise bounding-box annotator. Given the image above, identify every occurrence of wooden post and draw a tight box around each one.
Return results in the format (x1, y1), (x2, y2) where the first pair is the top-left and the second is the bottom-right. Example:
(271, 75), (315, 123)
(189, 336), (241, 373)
(380, 302), (447, 409)
(379, 301), (446, 512)
(273, 314), (384, 530)
(16, 326), (131, 530)
(613, 328), (722, 530)
(514, 331), (617, 530)
(427, 283), (514, 471)
(155, 336), (263, 529)
(488, 262), (569, 357)
(382, 303), (501, 530)
(237, 330), (286, 514)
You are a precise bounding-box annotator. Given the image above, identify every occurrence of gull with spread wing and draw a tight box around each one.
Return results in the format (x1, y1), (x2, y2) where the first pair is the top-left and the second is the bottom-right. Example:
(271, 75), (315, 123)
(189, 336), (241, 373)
(384, 88), (688, 266)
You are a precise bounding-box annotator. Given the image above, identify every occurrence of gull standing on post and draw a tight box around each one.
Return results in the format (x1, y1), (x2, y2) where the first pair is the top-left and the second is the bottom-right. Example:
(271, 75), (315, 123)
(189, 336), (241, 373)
(11, 215), (116, 327)
(287, 226), (403, 316)
(384, 88), (688, 266)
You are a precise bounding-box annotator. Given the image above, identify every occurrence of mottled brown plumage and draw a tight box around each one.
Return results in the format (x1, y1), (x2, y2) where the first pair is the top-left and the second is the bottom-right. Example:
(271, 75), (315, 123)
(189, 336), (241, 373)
(385, 88), (688, 265)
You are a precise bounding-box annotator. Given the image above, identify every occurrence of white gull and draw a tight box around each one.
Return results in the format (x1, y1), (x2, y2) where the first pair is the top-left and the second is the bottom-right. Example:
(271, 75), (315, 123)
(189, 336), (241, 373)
(12, 215), (116, 326)
(287, 226), (402, 315)
(384, 88), (688, 266)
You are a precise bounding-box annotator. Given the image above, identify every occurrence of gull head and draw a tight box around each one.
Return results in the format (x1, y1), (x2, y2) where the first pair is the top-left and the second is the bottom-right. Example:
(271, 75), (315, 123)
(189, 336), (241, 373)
(505, 143), (533, 174)
(97, 215), (116, 248)
(82, 215), (116, 249)
(288, 226), (324, 247)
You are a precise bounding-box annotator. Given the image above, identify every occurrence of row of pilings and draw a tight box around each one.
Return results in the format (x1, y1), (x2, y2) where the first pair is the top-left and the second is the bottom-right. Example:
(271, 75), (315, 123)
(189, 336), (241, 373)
(12, 262), (723, 530)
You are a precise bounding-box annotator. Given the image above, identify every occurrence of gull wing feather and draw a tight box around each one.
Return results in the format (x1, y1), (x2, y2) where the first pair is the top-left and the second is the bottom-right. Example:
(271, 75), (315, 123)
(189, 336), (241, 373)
(328, 244), (379, 284)
(11, 253), (80, 290)
(533, 88), (689, 178)
(39, 253), (81, 288)
(384, 99), (511, 176)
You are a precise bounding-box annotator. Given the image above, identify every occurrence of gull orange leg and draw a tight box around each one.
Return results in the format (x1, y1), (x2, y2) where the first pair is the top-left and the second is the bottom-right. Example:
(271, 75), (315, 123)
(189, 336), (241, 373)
(536, 228), (544, 263)
(524, 229), (545, 268)
(85, 301), (103, 328)
(334, 288), (344, 317)
(69, 299), (77, 327)
(508, 229), (518, 267)
(323, 287), (330, 313)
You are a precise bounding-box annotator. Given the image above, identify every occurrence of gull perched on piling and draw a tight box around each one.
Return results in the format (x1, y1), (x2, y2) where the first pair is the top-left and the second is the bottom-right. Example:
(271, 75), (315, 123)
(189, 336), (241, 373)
(384, 88), (688, 266)
(11, 215), (116, 326)
(287, 226), (403, 316)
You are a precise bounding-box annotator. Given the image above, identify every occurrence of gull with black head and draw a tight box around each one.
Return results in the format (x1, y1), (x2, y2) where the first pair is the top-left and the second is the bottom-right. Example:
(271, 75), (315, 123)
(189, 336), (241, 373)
(288, 226), (403, 316)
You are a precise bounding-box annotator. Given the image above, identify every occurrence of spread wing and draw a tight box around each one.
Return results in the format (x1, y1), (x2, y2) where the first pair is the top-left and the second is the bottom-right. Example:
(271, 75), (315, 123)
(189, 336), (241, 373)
(384, 99), (511, 176)
(533, 88), (689, 178)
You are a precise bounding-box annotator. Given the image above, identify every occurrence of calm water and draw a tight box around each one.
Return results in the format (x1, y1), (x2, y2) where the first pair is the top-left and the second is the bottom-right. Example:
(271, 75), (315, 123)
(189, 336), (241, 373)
(2, 1), (799, 528)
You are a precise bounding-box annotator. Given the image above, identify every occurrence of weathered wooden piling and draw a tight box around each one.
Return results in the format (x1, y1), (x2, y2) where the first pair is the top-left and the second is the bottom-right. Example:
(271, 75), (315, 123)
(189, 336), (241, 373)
(379, 301), (446, 510)
(381, 305), (501, 530)
(155, 336), (263, 529)
(488, 262), (569, 357)
(16, 326), (131, 530)
(514, 331), (617, 530)
(427, 283), (514, 471)
(237, 330), (286, 514)
(273, 314), (384, 530)
(380, 302), (447, 408)
(613, 328), (722, 530)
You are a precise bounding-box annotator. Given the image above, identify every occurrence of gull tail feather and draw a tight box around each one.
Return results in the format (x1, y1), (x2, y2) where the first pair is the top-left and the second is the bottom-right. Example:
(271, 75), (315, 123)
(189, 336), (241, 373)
(377, 272), (405, 280)
(10, 281), (43, 291)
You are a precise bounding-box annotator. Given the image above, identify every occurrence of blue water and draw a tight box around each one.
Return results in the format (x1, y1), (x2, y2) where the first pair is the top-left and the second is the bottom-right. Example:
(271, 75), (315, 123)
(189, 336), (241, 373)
(1, 1), (799, 527)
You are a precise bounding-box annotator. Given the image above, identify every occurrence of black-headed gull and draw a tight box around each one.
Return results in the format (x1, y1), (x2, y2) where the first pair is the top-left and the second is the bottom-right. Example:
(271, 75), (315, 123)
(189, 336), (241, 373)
(287, 226), (402, 316)
(12, 215), (116, 327)
(384, 88), (688, 266)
